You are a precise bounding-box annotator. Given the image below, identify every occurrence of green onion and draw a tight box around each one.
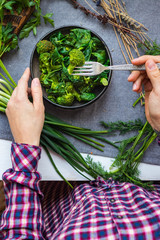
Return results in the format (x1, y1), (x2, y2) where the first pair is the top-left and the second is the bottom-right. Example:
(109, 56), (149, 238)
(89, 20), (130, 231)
(41, 140), (74, 188)
(0, 79), (13, 94)
(132, 94), (144, 107)
(0, 59), (17, 88)
(0, 59), (158, 189)
(0, 96), (9, 105)
(0, 90), (10, 99)
(0, 106), (5, 112)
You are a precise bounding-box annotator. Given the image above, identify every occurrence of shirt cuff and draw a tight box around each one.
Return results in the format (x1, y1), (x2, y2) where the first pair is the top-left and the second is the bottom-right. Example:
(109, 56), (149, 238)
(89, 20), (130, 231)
(11, 142), (41, 172)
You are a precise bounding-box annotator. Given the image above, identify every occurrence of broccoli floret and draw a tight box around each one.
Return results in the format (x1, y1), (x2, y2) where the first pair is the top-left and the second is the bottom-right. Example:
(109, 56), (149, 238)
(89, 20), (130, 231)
(37, 40), (55, 54)
(67, 49), (85, 74)
(39, 52), (51, 73)
(40, 73), (52, 88)
(52, 82), (66, 96)
(66, 82), (81, 102)
(51, 77), (59, 89)
(65, 82), (74, 93)
(56, 93), (74, 106)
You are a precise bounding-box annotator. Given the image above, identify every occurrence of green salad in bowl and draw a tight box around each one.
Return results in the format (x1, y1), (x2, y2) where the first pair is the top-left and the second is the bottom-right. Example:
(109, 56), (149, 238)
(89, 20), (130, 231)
(30, 26), (112, 109)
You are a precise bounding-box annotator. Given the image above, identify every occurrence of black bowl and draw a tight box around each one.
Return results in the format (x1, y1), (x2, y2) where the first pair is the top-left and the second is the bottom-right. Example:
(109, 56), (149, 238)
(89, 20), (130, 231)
(30, 25), (113, 109)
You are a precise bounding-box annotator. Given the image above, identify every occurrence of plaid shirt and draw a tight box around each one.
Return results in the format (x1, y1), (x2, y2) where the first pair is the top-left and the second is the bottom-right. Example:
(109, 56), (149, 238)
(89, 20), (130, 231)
(0, 143), (160, 239)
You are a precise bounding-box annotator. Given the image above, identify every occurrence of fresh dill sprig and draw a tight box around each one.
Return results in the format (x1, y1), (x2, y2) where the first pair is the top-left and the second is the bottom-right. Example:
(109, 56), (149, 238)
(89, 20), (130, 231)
(85, 155), (110, 178)
(139, 40), (160, 56)
(101, 119), (144, 135)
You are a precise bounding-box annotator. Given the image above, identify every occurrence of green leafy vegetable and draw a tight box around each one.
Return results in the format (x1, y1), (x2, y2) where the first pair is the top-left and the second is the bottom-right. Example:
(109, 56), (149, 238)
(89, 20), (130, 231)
(37, 28), (110, 106)
(139, 40), (160, 56)
(18, 1), (54, 39)
(0, 0), (54, 57)
(101, 119), (144, 135)
(0, 23), (18, 57)
(0, 59), (158, 190)
(19, 9), (40, 39)
(42, 13), (54, 26)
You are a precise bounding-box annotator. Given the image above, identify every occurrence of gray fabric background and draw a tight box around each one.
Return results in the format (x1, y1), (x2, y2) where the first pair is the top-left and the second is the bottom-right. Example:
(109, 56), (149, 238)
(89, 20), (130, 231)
(1, 0), (160, 164)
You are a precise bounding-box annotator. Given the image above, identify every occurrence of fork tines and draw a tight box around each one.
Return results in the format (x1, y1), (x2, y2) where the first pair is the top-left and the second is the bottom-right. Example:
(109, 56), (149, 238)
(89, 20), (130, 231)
(72, 62), (94, 75)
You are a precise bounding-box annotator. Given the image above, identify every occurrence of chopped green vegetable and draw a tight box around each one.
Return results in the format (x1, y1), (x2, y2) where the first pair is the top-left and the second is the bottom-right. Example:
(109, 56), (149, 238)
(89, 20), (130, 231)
(80, 92), (96, 101)
(36, 28), (110, 106)
(37, 40), (55, 54)
(67, 49), (85, 74)
(56, 93), (74, 106)
(0, 1), (54, 57)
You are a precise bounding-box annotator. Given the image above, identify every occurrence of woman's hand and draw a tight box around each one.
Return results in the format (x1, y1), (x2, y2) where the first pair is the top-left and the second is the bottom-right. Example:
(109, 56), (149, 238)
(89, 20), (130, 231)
(6, 68), (45, 146)
(128, 55), (160, 132)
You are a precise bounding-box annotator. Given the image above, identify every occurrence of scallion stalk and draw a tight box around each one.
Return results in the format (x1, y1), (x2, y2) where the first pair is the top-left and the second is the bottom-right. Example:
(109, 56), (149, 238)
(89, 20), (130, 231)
(0, 59), (17, 88)
(0, 79), (13, 94)
(0, 90), (10, 99)
(0, 106), (5, 112)
(0, 96), (9, 105)
(41, 140), (74, 188)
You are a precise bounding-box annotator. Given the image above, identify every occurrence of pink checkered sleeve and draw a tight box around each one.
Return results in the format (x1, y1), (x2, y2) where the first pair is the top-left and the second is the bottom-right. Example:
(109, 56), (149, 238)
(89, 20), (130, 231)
(0, 143), (45, 240)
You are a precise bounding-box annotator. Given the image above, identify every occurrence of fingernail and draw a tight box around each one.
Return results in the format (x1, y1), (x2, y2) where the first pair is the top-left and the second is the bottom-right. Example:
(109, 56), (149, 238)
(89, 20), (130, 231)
(147, 60), (156, 70)
(132, 58), (139, 63)
(133, 83), (137, 90)
(33, 78), (40, 86)
(128, 72), (134, 80)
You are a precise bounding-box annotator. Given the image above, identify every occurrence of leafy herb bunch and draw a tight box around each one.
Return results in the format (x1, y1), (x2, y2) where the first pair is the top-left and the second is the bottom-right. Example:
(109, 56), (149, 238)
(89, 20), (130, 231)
(0, 0), (54, 57)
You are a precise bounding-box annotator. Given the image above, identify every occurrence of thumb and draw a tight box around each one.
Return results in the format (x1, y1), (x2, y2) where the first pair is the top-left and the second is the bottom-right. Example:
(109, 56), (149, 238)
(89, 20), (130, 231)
(31, 78), (43, 109)
(145, 59), (160, 90)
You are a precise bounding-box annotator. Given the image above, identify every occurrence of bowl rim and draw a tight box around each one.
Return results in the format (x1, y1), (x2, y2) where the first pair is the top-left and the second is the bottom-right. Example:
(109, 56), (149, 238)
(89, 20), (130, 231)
(30, 25), (113, 109)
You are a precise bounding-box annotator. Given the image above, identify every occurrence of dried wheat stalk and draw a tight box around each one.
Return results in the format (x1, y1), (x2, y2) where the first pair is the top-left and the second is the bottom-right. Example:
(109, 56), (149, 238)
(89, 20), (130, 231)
(94, 0), (151, 62)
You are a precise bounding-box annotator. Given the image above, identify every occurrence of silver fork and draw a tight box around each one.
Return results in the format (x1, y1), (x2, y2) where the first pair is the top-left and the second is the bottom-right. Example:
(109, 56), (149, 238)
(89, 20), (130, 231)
(72, 61), (160, 76)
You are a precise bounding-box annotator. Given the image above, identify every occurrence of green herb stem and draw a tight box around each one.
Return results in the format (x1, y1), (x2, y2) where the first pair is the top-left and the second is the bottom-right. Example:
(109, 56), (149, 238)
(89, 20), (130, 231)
(41, 134), (93, 179)
(0, 106), (5, 112)
(0, 101), (7, 108)
(0, 90), (10, 99)
(62, 127), (108, 135)
(133, 132), (157, 163)
(0, 78), (13, 94)
(58, 144), (91, 173)
(77, 135), (105, 147)
(64, 131), (104, 152)
(0, 43), (11, 58)
(0, 73), (15, 88)
(132, 95), (144, 107)
(0, 96), (9, 105)
(0, 85), (9, 95)
(42, 128), (69, 144)
(0, 59), (17, 87)
(131, 121), (148, 149)
(44, 120), (84, 130)
(93, 135), (119, 149)
(41, 141), (73, 188)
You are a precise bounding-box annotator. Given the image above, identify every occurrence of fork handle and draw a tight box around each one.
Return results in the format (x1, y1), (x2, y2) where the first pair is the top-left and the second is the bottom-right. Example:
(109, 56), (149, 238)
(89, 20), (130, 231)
(106, 63), (160, 71)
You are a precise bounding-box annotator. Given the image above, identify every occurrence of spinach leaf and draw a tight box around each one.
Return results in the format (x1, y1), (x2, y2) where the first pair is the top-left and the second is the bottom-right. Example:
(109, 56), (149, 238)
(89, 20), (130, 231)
(92, 50), (106, 64)
(71, 28), (91, 49)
